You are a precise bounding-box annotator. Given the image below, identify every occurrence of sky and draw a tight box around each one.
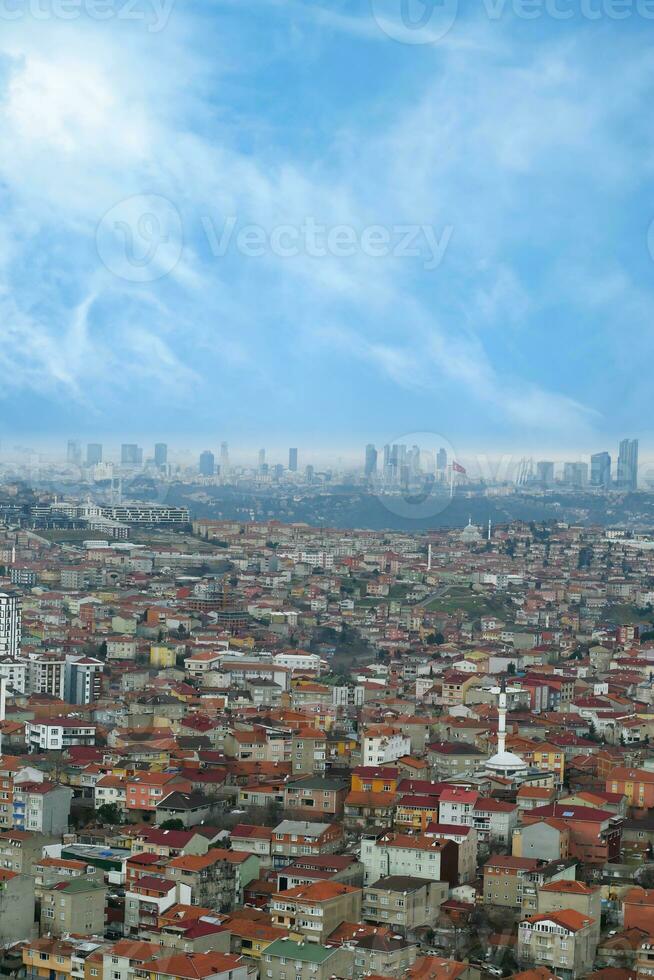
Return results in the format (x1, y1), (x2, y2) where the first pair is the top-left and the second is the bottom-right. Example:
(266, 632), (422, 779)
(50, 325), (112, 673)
(0, 0), (653, 459)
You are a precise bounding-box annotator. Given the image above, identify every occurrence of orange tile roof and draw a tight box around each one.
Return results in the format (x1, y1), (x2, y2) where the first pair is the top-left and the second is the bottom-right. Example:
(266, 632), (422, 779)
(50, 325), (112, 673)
(275, 881), (361, 902)
(526, 909), (595, 932)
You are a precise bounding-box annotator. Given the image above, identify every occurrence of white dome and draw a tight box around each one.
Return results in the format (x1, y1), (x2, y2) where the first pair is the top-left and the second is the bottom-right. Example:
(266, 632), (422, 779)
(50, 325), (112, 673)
(486, 749), (528, 775)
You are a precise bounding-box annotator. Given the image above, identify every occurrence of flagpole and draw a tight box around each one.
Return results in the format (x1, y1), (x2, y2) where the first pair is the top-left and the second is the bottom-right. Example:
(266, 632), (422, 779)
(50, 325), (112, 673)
(450, 465), (454, 499)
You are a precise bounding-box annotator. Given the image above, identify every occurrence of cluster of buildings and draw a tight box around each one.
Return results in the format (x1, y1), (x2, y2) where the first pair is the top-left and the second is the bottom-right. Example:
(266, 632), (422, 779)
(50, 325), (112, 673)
(0, 510), (653, 978)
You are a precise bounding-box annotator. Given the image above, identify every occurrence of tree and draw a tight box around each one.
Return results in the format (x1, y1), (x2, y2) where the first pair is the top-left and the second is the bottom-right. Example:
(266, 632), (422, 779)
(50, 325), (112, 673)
(96, 803), (123, 826)
(159, 818), (185, 831)
(507, 662), (516, 675)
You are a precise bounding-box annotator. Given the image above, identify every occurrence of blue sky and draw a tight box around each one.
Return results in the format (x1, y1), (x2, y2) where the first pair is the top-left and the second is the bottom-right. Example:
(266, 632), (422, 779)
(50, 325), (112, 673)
(0, 0), (653, 456)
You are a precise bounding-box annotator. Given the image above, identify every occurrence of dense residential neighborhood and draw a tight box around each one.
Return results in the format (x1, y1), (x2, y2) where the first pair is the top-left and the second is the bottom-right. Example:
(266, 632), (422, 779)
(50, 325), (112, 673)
(0, 509), (653, 979)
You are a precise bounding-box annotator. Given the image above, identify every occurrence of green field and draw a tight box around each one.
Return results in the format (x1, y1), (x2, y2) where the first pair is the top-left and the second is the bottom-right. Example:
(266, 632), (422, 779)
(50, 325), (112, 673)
(423, 587), (512, 620)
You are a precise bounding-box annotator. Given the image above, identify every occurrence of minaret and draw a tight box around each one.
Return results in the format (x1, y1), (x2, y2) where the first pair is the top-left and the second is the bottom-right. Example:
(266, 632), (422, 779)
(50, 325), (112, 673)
(427, 544), (432, 571)
(488, 519), (492, 541)
(497, 678), (507, 756)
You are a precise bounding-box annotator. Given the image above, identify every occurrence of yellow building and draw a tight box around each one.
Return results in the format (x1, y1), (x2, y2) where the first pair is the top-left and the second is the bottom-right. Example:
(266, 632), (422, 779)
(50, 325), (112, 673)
(351, 769), (399, 794)
(150, 646), (177, 668)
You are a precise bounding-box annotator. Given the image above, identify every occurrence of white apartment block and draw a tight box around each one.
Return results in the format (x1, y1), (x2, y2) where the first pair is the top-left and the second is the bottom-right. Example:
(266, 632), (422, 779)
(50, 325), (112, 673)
(273, 651), (322, 673)
(362, 727), (411, 767)
(25, 719), (96, 752)
(0, 657), (28, 693)
(0, 594), (21, 658)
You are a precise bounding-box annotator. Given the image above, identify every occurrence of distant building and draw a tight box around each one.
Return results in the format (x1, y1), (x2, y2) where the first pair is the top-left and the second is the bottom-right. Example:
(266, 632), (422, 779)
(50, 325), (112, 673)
(563, 462), (588, 488)
(288, 448), (298, 472)
(121, 443), (142, 467)
(365, 444), (378, 477)
(590, 451), (611, 488)
(536, 460), (555, 487)
(154, 443), (168, 467)
(66, 440), (82, 466)
(199, 451), (215, 476)
(617, 437), (638, 491)
(86, 443), (103, 466)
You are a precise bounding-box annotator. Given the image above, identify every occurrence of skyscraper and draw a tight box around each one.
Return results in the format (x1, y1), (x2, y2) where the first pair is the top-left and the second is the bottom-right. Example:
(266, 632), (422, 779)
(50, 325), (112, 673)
(364, 444), (377, 477)
(436, 447), (447, 472)
(536, 460), (555, 487)
(617, 438), (639, 491)
(220, 442), (230, 475)
(199, 450), (215, 476)
(590, 451), (611, 488)
(563, 461), (588, 488)
(86, 443), (103, 466)
(66, 440), (82, 466)
(258, 448), (266, 470)
(154, 443), (168, 468)
(289, 448), (298, 472)
(121, 444), (142, 466)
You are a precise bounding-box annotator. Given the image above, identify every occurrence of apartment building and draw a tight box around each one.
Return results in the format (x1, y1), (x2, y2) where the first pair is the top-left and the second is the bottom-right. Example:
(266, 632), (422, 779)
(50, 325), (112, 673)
(538, 880), (601, 946)
(165, 848), (258, 909)
(25, 719), (97, 752)
(0, 869), (34, 943)
(521, 803), (622, 865)
(361, 831), (458, 887)
(12, 780), (73, 834)
(606, 767), (654, 809)
(0, 829), (55, 873)
(362, 726), (412, 766)
(126, 773), (193, 814)
(291, 728), (328, 775)
(102, 939), (163, 980)
(271, 821), (343, 869)
(518, 909), (598, 979)
(124, 877), (177, 936)
(284, 775), (348, 818)
(425, 823), (477, 884)
(230, 825), (274, 867)
(362, 875), (448, 932)
(262, 939), (354, 980)
(40, 878), (106, 937)
(271, 881), (361, 942)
